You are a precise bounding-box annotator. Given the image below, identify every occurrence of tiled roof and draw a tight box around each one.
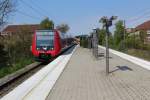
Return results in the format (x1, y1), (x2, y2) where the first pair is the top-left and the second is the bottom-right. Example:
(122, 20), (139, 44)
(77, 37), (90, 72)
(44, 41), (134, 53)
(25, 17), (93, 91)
(2, 24), (40, 33)
(136, 20), (150, 31)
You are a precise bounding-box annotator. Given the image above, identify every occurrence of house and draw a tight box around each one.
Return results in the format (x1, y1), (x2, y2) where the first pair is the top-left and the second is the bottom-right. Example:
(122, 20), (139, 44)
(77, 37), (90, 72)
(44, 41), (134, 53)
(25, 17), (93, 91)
(128, 20), (150, 43)
(136, 20), (150, 43)
(126, 28), (136, 33)
(0, 24), (40, 36)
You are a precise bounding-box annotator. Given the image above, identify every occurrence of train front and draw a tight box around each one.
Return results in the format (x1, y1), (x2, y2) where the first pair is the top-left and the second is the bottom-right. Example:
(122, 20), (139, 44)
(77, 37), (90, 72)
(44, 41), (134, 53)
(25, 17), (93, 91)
(31, 30), (61, 62)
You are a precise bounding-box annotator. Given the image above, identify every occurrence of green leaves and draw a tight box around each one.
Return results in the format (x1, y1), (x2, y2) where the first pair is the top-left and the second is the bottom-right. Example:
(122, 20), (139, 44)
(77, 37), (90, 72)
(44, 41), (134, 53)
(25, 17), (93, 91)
(0, 44), (9, 67)
(114, 20), (125, 46)
(0, 26), (34, 78)
(40, 18), (54, 30)
(56, 24), (70, 33)
(139, 30), (147, 43)
(97, 29), (106, 45)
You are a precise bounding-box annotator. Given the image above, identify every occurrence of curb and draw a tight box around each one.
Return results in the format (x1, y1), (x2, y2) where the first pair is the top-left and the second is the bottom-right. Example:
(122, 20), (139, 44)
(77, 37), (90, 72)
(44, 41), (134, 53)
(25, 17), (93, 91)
(99, 45), (150, 70)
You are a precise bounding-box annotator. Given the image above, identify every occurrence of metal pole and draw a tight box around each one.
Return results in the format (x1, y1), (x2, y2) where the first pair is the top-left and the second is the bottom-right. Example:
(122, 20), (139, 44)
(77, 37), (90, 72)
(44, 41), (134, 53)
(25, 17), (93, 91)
(106, 26), (109, 75)
(96, 32), (98, 58)
(123, 20), (126, 50)
(100, 16), (117, 75)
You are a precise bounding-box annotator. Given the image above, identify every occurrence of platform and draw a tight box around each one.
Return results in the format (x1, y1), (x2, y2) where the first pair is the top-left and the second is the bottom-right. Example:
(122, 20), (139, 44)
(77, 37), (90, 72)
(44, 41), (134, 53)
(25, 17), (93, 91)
(47, 47), (150, 100)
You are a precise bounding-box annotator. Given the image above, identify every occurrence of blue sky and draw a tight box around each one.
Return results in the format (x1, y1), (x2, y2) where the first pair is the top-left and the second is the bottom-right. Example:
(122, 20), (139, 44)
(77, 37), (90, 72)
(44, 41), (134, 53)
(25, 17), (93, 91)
(10, 0), (150, 35)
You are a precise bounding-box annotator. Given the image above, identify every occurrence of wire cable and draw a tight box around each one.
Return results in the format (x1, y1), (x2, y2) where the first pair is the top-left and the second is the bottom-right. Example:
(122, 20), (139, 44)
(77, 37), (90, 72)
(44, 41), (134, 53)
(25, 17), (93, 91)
(20, 0), (47, 18)
(16, 10), (42, 20)
(126, 8), (150, 27)
(30, 0), (50, 17)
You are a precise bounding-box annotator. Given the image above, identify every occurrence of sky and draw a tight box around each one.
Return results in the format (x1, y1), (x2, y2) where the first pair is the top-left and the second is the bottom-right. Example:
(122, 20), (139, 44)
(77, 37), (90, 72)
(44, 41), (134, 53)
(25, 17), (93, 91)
(9, 0), (150, 35)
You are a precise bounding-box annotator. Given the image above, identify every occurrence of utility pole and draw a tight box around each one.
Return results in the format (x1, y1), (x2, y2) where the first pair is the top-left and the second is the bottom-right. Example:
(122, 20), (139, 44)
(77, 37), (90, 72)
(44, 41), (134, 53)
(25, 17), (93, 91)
(100, 16), (117, 75)
(123, 20), (126, 50)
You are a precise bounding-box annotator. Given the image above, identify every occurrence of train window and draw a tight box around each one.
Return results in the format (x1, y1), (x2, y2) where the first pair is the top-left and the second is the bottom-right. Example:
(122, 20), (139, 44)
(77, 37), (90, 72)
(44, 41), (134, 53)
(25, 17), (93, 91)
(36, 31), (54, 50)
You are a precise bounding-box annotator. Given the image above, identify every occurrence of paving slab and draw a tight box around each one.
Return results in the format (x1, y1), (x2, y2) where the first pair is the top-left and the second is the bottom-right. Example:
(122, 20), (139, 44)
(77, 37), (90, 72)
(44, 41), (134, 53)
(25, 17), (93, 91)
(47, 47), (150, 100)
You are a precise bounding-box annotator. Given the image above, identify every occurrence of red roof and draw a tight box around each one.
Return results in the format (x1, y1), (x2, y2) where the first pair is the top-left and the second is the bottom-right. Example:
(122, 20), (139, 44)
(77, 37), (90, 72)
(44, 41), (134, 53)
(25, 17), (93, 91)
(2, 24), (40, 33)
(136, 20), (150, 31)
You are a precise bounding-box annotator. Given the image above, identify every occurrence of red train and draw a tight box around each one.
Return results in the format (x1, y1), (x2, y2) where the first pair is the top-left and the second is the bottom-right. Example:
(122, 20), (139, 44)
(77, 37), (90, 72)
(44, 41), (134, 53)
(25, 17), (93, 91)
(31, 30), (74, 61)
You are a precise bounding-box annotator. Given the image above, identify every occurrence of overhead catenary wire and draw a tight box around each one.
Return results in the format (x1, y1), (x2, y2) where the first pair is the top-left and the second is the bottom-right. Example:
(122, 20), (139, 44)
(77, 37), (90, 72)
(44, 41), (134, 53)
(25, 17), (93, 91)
(30, 0), (51, 18)
(128, 17), (150, 27)
(128, 13), (150, 22)
(127, 18), (150, 28)
(20, 0), (47, 19)
(125, 8), (150, 27)
(16, 10), (42, 20)
(127, 9), (150, 21)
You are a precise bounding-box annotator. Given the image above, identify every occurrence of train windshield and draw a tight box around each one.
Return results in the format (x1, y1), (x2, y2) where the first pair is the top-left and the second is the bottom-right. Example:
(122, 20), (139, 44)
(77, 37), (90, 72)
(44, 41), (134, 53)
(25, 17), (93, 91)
(36, 31), (54, 50)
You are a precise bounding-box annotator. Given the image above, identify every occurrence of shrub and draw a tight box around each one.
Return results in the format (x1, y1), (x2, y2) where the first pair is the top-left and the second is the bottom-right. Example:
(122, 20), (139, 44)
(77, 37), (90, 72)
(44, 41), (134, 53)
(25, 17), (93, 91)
(0, 44), (9, 67)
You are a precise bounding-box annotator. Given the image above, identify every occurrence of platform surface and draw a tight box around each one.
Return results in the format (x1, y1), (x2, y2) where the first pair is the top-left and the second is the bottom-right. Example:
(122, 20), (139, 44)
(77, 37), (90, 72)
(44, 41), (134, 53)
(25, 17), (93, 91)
(47, 47), (150, 100)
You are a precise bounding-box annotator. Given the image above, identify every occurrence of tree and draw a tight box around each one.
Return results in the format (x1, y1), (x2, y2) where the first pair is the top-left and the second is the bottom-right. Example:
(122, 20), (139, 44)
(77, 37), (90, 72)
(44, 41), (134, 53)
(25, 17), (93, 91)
(56, 24), (70, 45)
(0, 44), (9, 67)
(114, 20), (125, 49)
(0, 26), (33, 65)
(56, 24), (70, 36)
(17, 26), (33, 58)
(139, 30), (147, 44)
(97, 28), (106, 45)
(99, 16), (116, 47)
(80, 36), (88, 48)
(40, 18), (54, 30)
(0, 0), (15, 28)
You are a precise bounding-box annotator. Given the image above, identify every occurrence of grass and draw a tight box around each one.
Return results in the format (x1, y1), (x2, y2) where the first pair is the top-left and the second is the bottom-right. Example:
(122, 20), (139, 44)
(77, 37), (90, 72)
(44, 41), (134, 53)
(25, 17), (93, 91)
(0, 57), (34, 78)
(125, 49), (150, 61)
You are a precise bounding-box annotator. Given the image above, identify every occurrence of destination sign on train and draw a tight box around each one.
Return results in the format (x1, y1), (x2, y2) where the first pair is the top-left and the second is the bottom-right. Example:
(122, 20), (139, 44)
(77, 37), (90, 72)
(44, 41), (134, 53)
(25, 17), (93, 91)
(36, 31), (53, 35)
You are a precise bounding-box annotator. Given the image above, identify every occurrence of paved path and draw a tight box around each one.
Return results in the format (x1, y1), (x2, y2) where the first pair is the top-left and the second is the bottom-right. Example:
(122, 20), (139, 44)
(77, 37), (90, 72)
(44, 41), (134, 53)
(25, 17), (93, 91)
(47, 47), (150, 100)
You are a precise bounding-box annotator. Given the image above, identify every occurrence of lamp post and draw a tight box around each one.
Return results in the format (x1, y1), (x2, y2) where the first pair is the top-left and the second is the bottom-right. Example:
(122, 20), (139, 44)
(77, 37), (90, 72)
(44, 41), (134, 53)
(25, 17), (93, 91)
(92, 29), (99, 58)
(100, 16), (117, 75)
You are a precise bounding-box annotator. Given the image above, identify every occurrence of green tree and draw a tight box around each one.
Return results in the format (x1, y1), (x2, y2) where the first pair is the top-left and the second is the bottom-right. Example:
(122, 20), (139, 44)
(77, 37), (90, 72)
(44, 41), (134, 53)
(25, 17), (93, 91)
(109, 34), (114, 48)
(99, 17), (115, 47)
(56, 24), (70, 45)
(114, 20), (125, 49)
(1, 26), (33, 65)
(0, 44), (9, 67)
(56, 24), (70, 36)
(40, 18), (54, 30)
(139, 30), (147, 44)
(97, 28), (106, 45)
(80, 37), (88, 48)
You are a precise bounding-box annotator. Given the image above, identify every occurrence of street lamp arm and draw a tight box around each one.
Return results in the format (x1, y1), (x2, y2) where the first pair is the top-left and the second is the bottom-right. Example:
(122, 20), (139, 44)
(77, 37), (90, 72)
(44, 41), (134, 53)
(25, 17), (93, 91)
(110, 16), (118, 20)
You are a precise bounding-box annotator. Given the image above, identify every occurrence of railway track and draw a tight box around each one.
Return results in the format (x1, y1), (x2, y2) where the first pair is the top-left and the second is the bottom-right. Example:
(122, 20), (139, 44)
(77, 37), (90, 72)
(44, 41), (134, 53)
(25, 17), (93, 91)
(0, 63), (47, 98)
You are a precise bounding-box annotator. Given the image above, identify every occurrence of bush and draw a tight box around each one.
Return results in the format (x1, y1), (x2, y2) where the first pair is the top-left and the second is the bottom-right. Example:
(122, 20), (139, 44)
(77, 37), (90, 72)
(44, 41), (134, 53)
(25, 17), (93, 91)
(80, 37), (88, 48)
(0, 26), (34, 78)
(0, 44), (9, 67)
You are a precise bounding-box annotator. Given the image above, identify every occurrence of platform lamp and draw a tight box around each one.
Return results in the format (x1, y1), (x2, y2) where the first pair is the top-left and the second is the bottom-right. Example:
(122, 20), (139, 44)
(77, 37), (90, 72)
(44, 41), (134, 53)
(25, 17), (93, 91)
(99, 16), (117, 75)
